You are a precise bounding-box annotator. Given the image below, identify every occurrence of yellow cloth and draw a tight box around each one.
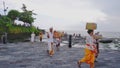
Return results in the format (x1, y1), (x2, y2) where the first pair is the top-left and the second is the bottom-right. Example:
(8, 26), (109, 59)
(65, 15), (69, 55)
(49, 49), (54, 56)
(80, 48), (95, 64)
(48, 43), (54, 56)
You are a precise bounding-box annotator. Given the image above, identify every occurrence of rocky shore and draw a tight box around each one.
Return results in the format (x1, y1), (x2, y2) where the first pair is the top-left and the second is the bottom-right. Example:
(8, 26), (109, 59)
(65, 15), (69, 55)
(0, 40), (120, 68)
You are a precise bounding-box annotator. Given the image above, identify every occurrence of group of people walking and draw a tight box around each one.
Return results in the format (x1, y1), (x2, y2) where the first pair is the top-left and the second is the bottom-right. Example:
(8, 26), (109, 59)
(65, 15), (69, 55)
(30, 32), (43, 43)
(47, 27), (62, 56)
(30, 27), (62, 57)
(30, 28), (100, 68)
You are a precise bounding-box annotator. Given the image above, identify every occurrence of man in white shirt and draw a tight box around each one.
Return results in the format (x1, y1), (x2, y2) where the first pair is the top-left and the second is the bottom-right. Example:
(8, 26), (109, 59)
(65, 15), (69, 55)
(47, 27), (54, 56)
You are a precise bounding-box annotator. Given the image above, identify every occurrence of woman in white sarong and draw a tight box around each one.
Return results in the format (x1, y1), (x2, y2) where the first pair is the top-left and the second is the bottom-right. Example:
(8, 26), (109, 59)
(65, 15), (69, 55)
(31, 32), (35, 43)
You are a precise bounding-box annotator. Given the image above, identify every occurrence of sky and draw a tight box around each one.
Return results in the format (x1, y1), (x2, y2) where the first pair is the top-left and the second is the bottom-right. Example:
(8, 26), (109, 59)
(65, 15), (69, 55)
(0, 0), (120, 32)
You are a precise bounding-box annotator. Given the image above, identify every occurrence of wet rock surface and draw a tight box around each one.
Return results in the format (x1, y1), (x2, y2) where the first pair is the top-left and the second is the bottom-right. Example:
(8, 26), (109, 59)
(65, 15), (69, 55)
(0, 42), (120, 68)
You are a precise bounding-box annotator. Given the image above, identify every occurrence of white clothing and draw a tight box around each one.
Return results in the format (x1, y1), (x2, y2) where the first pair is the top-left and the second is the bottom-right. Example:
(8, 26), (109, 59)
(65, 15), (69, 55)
(31, 33), (35, 42)
(48, 42), (52, 50)
(85, 34), (96, 50)
(54, 38), (61, 45)
(47, 32), (54, 42)
(47, 32), (54, 50)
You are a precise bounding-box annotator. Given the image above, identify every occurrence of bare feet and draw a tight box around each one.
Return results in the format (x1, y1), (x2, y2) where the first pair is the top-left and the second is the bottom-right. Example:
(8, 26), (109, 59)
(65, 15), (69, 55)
(49, 55), (53, 57)
(95, 60), (98, 62)
(77, 61), (81, 68)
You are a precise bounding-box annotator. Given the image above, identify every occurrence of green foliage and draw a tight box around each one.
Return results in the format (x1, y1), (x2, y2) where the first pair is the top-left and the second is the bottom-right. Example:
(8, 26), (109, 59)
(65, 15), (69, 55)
(0, 16), (12, 32)
(8, 25), (40, 34)
(0, 4), (40, 42)
(7, 10), (20, 21)
(0, 16), (39, 33)
(0, 16), (12, 25)
(19, 11), (34, 25)
(0, 15), (39, 35)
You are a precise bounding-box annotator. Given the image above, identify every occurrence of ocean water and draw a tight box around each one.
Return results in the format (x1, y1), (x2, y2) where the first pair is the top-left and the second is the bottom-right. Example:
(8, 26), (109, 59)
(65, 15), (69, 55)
(65, 31), (120, 38)
(38, 37), (120, 51)
(63, 31), (120, 50)
(40, 31), (120, 50)
(99, 32), (120, 38)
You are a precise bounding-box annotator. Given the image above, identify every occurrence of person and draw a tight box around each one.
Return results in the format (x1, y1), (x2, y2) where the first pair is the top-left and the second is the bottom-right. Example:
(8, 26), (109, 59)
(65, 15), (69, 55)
(31, 32), (35, 44)
(4, 32), (7, 43)
(47, 27), (54, 57)
(39, 32), (43, 42)
(1, 32), (7, 44)
(1, 34), (5, 44)
(77, 30), (97, 68)
(54, 31), (61, 51)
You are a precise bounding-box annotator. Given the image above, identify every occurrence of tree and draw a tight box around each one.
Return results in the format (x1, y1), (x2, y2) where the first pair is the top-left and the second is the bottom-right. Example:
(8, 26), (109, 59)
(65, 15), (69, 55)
(21, 4), (37, 15)
(19, 11), (34, 26)
(0, 16), (12, 25)
(0, 16), (12, 32)
(19, 4), (36, 26)
(7, 10), (20, 22)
